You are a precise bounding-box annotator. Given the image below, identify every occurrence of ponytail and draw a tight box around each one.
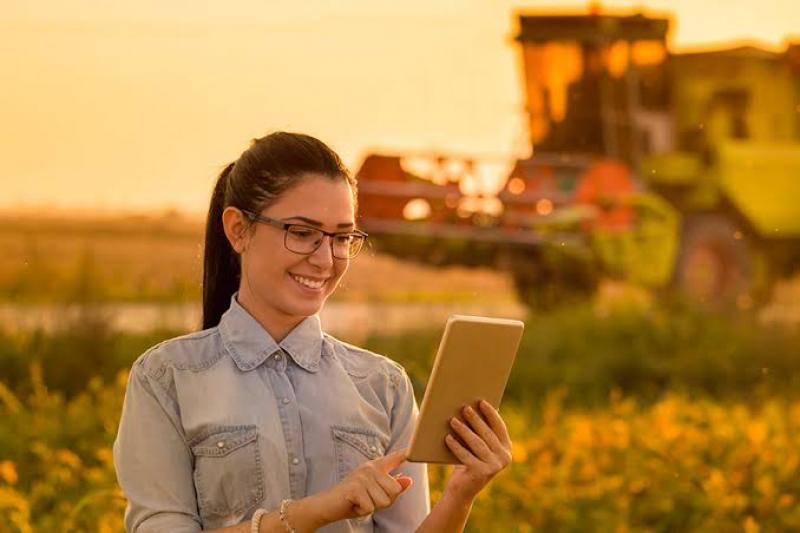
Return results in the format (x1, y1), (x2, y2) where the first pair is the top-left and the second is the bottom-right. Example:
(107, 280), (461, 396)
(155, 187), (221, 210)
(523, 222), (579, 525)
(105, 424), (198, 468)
(202, 162), (239, 329)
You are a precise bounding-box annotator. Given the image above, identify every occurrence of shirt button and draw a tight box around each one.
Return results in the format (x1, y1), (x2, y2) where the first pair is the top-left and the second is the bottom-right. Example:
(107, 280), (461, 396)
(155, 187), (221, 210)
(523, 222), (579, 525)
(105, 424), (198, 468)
(370, 445), (378, 453)
(291, 457), (300, 465)
(216, 441), (225, 449)
(281, 398), (290, 405)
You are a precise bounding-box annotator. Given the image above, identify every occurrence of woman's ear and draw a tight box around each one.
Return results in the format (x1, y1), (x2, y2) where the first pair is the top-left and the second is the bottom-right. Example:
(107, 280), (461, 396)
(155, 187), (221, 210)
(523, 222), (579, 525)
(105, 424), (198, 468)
(221, 207), (249, 253)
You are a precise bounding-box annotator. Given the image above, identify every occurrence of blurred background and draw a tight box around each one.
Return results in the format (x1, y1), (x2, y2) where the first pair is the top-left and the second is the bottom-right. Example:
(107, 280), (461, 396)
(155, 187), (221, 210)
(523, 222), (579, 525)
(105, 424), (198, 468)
(2, 1), (800, 531)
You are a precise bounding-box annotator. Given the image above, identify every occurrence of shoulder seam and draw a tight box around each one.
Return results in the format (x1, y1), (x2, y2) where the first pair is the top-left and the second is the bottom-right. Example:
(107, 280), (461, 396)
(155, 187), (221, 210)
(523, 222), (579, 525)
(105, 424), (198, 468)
(136, 327), (224, 377)
(323, 333), (406, 385)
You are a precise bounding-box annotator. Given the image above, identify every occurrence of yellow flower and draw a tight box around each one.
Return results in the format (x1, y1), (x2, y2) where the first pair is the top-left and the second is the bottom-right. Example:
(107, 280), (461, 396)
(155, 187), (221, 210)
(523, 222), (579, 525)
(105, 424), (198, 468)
(0, 461), (18, 485)
(744, 515), (760, 533)
(511, 440), (529, 462)
(55, 449), (82, 470)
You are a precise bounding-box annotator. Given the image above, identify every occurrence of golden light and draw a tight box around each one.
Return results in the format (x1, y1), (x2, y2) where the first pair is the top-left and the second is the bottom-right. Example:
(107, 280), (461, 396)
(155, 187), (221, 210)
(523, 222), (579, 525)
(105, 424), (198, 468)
(535, 198), (554, 216)
(402, 198), (431, 220)
(444, 159), (468, 182)
(444, 192), (460, 209)
(482, 197), (504, 217)
(632, 40), (667, 66)
(507, 177), (526, 195)
(458, 174), (480, 195)
(607, 41), (630, 78)
(457, 196), (480, 218)
(400, 157), (436, 180)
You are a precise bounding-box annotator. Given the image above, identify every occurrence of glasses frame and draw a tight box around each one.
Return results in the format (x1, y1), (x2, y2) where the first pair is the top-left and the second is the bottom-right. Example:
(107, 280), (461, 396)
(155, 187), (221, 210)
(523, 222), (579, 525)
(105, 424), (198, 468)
(240, 209), (368, 259)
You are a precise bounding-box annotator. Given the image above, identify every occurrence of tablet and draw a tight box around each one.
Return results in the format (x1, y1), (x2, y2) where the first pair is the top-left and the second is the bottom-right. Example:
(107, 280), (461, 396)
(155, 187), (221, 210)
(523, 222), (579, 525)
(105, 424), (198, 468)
(407, 314), (524, 464)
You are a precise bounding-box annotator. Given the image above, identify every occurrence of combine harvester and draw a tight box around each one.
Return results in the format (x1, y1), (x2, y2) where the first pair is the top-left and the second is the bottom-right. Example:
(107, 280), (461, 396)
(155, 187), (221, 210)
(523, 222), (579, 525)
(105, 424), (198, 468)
(356, 10), (800, 310)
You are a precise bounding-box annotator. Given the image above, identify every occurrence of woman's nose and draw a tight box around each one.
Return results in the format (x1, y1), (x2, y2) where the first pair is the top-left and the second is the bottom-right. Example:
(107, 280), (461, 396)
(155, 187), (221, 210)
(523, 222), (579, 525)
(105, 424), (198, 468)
(308, 235), (335, 266)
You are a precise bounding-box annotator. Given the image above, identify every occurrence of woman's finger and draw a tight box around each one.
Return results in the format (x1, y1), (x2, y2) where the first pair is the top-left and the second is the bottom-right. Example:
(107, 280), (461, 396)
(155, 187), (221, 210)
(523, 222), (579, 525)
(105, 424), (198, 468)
(478, 400), (512, 448)
(462, 404), (504, 454)
(445, 432), (481, 467)
(364, 478), (392, 509)
(450, 416), (493, 462)
(374, 472), (403, 501)
(345, 485), (374, 517)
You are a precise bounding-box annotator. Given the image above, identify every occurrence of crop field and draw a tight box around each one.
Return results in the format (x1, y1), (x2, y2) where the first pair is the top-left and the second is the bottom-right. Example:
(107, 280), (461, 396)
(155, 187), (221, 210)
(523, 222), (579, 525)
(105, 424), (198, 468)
(2, 210), (800, 531)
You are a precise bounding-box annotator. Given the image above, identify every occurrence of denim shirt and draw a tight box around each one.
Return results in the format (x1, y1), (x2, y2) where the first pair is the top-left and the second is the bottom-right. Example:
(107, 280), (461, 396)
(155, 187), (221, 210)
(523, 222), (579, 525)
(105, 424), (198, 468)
(113, 292), (431, 532)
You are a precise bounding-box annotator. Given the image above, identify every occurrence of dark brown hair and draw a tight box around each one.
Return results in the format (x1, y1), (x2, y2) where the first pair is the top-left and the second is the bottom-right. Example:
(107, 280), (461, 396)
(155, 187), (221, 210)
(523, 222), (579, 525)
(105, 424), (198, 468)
(202, 131), (357, 329)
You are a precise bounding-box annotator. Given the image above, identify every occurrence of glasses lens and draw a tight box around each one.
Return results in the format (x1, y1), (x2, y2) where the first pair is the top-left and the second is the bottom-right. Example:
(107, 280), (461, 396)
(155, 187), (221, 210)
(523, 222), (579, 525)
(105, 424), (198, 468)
(334, 233), (366, 259)
(285, 226), (366, 258)
(285, 226), (323, 254)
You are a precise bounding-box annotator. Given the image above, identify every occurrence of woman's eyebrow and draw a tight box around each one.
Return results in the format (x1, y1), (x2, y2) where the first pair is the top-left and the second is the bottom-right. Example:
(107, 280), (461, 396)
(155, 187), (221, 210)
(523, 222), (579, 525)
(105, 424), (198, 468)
(283, 216), (355, 228)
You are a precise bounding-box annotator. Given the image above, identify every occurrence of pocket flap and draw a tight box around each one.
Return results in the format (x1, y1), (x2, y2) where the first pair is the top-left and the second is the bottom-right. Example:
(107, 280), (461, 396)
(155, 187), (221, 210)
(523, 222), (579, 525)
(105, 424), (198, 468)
(191, 425), (258, 458)
(331, 426), (384, 460)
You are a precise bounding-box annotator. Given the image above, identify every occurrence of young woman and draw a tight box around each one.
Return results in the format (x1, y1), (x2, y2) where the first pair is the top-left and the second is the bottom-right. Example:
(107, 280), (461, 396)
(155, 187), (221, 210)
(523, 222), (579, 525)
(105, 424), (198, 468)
(113, 132), (513, 532)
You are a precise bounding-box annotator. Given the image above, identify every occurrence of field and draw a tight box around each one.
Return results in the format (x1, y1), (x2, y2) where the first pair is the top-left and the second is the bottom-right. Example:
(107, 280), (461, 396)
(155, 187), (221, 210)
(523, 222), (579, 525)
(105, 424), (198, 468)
(2, 210), (800, 531)
(0, 211), (515, 305)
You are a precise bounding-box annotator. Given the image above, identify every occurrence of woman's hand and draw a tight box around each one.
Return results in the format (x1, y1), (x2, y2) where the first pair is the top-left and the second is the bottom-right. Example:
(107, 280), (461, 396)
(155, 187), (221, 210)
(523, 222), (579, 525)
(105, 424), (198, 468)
(313, 448), (413, 525)
(443, 399), (513, 502)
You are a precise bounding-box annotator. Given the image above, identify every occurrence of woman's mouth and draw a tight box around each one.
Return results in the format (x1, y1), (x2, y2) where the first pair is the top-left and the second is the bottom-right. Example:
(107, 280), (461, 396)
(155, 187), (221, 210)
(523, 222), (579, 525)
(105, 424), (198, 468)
(289, 273), (328, 293)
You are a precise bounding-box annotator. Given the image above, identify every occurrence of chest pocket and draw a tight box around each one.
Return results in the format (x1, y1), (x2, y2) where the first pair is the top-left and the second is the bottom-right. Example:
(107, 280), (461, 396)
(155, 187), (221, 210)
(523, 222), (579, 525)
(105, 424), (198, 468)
(331, 425), (386, 481)
(190, 425), (264, 526)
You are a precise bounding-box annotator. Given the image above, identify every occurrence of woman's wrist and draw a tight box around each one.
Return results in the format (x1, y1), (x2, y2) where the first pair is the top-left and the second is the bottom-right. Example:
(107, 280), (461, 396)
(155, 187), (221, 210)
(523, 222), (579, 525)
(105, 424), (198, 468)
(283, 493), (332, 531)
(441, 483), (478, 509)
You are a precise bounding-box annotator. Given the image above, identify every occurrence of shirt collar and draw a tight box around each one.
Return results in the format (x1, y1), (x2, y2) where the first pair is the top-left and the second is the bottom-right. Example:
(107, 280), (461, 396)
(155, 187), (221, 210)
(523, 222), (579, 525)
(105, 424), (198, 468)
(218, 291), (323, 373)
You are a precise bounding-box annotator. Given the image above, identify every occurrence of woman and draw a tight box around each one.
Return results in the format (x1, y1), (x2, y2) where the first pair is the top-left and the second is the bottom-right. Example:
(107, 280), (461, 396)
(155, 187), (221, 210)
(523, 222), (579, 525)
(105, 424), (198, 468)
(113, 131), (513, 532)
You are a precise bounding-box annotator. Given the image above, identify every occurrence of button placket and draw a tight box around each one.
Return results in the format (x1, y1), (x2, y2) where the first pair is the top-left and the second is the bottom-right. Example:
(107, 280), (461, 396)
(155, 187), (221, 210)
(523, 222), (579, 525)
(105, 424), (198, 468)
(265, 353), (307, 499)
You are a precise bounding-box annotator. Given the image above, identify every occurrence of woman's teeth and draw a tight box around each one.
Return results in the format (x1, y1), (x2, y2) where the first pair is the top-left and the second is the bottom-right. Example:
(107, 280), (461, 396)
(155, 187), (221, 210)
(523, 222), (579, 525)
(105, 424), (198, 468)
(291, 274), (326, 289)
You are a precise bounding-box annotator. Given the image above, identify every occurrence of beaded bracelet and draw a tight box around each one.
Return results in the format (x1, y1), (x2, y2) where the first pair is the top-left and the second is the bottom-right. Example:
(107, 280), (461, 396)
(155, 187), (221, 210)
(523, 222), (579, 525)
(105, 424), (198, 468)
(280, 498), (297, 533)
(250, 508), (268, 533)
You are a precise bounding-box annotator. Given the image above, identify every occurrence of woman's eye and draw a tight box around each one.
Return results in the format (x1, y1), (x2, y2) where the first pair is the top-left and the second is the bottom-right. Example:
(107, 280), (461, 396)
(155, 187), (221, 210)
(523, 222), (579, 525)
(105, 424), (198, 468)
(335, 235), (353, 244)
(290, 228), (317, 240)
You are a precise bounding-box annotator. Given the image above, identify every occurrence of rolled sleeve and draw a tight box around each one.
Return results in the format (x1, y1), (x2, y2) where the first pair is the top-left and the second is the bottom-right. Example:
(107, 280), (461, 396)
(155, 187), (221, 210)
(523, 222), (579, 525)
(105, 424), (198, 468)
(113, 360), (201, 533)
(372, 366), (431, 532)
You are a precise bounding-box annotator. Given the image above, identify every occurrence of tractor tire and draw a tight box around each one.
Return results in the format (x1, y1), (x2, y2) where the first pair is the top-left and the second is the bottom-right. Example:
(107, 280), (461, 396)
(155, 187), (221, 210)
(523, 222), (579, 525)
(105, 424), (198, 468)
(673, 213), (769, 309)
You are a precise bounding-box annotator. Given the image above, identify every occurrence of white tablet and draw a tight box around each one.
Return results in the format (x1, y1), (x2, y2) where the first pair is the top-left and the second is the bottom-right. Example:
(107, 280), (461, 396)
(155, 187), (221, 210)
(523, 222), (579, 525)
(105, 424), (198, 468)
(407, 314), (524, 464)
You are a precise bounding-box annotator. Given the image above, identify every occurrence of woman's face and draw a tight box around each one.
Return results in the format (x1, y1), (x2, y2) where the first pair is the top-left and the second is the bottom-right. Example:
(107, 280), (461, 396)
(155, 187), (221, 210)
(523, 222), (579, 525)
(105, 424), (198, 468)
(229, 174), (355, 327)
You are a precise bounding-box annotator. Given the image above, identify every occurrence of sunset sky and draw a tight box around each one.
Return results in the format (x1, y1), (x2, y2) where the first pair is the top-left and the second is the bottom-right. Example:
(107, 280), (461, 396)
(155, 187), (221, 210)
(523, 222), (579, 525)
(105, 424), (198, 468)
(2, 0), (798, 215)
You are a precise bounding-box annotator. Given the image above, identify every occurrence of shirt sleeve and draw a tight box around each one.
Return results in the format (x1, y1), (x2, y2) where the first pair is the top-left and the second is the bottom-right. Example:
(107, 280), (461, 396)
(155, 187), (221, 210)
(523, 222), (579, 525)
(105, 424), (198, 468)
(113, 358), (202, 533)
(372, 365), (431, 532)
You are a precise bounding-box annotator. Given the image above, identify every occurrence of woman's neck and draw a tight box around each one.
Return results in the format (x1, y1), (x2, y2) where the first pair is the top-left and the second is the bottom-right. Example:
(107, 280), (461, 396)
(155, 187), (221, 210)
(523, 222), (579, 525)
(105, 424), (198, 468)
(235, 288), (302, 344)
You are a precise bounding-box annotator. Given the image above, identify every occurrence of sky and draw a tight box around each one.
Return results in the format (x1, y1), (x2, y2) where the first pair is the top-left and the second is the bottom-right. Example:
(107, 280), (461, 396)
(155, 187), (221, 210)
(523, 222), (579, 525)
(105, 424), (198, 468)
(2, 0), (798, 215)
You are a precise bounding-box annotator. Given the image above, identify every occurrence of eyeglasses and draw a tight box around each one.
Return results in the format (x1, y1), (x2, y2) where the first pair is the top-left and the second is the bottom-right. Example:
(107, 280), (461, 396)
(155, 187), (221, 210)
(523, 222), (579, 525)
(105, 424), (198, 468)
(240, 209), (368, 259)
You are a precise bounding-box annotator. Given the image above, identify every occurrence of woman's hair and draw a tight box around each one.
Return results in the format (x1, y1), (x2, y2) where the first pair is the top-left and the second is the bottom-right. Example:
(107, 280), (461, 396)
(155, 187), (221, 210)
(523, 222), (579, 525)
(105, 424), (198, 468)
(202, 131), (357, 329)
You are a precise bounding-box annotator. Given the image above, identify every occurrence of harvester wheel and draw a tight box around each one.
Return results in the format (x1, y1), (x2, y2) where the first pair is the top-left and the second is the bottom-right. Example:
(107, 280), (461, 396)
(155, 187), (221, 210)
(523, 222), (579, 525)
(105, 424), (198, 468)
(673, 213), (768, 309)
(507, 247), (599, 311)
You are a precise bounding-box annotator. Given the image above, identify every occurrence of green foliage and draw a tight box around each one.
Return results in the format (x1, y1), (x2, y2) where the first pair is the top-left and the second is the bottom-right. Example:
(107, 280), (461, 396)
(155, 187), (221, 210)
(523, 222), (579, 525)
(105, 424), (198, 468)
(2, 300), (800, 531)
(368, 302), (800, 409)
(0, 366), (127, 532)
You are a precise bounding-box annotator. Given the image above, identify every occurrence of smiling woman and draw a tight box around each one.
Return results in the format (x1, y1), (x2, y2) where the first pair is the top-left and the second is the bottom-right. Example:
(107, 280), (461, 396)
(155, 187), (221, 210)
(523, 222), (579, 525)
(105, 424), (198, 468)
(111, 131), (514, 533)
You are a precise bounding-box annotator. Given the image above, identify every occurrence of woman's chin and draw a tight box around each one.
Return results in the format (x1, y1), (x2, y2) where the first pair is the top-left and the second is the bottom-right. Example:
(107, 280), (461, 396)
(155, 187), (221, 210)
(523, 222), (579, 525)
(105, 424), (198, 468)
(286, 292), (327, 316)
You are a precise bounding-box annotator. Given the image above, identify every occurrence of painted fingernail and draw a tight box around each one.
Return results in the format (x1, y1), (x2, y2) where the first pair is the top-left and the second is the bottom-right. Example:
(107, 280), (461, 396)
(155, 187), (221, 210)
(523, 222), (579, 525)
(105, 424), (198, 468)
(465, 406), (475, 415)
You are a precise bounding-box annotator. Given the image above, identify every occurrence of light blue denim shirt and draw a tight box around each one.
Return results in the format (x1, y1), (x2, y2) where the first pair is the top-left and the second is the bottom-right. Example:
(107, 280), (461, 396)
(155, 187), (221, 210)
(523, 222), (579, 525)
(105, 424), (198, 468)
(113, 291), (431, 532)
